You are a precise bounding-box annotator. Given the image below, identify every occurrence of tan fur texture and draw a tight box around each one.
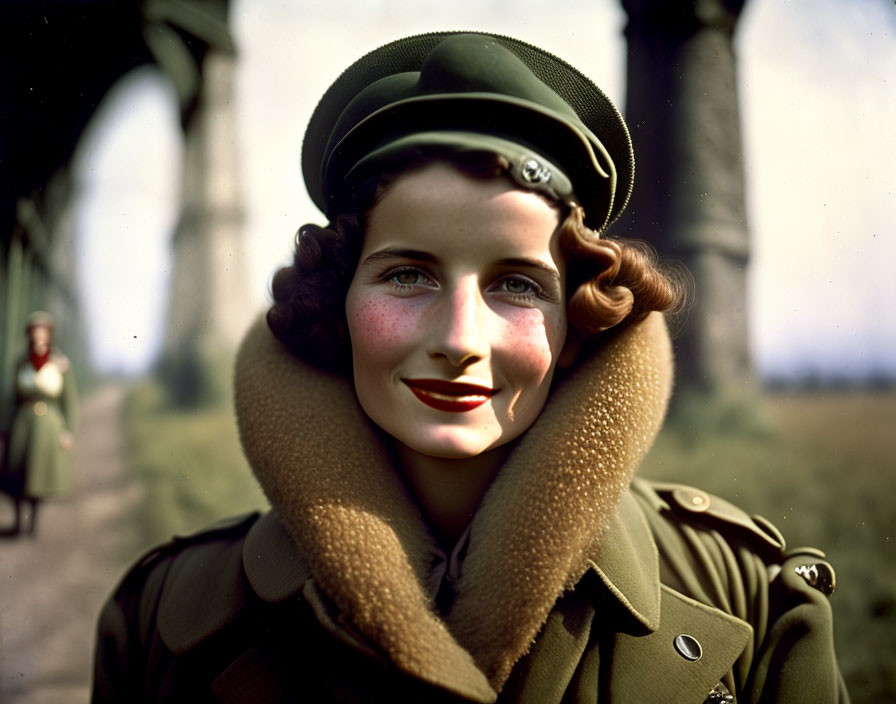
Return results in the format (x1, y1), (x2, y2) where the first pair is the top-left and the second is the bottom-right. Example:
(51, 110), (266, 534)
(234, 312), (672, 699)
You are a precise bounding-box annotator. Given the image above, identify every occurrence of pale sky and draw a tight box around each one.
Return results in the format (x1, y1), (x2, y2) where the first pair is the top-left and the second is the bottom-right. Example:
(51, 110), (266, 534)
(73, 0), (896, 379)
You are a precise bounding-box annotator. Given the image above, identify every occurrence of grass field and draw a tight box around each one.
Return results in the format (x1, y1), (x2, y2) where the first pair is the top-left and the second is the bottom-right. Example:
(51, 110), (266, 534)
(124, 384), (895, 702)
(123, 382), (268, 545)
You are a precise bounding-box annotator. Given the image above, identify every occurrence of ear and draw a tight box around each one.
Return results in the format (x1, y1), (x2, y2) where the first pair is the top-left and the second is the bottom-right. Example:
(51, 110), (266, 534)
(557, 332), (585, 369)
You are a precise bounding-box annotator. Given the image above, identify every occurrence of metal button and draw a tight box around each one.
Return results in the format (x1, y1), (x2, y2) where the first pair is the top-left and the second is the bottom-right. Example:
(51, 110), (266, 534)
(794, 563), (836, 596)
(674, 634), (703, 661)
(705, 681), (735, 703)
(674, 488), (710, 513)
(521, 158), (551, 184)
(33, 401), (48, 416)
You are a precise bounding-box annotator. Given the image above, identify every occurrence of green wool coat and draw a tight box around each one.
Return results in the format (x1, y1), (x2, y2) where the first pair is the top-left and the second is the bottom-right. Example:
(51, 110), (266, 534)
(2, 352), (77, 499)
(93, 316), (848, 702)
(92, 479), (848, 703)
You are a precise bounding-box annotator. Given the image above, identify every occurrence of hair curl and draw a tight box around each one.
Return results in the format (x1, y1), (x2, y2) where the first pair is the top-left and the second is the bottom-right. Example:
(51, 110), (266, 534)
(559, 204), (682, 335)
(268, 154), (686, 371)
(267, 214), (360, 371)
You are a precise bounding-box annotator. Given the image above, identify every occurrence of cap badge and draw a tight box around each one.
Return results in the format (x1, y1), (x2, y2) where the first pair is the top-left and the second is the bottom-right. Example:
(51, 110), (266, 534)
(521, 158), (551, 185)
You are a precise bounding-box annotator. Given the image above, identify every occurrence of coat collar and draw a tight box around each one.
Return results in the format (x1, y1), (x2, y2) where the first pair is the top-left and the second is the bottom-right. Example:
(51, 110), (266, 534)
(160, 489), (750, 704)
(241, 493), (752, 704)
(240, 490), (756, 704)
(242, 484), (662, 637)
(234, 312), (674, 700)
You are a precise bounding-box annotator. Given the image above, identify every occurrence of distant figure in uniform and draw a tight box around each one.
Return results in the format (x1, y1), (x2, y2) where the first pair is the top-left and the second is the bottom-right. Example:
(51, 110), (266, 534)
(1, 311), (77, 536)
(93, 33), (848, 702)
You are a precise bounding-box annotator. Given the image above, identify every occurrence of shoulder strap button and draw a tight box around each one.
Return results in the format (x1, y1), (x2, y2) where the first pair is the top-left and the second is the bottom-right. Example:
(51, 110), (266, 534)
(672, 487), (711, 513)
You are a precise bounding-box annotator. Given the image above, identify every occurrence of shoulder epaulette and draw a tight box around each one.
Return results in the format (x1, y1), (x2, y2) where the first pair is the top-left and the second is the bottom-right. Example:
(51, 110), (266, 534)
(634, 479), (839, 598)
(635, 479), (786, 554)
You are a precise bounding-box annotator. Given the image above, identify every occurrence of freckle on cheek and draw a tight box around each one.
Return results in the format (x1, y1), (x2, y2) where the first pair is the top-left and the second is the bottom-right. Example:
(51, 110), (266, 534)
(352, 300), (413, 347)
(518, 340), (553, 369)
(507, 320), (556, 374)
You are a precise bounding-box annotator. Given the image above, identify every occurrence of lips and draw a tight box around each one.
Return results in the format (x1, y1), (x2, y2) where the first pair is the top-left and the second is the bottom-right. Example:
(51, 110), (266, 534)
(402, 378), (497, 413)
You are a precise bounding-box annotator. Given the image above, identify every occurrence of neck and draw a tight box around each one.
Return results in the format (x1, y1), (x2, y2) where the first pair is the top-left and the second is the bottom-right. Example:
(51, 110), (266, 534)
(395, 442), (510, 549)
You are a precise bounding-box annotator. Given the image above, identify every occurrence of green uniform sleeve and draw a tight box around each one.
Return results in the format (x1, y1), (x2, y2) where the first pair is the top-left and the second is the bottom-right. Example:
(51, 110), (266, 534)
(92, 590), (134, 703)
(91, 549), (175, 703)
(743, 551), (849, 703)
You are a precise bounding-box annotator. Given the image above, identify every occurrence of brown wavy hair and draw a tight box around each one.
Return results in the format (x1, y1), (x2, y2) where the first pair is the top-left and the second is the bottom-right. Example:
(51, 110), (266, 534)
(268, 152), (685, 371)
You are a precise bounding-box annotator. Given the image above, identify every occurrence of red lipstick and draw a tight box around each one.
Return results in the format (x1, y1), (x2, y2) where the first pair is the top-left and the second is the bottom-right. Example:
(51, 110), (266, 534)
(402, 378), (496, 413)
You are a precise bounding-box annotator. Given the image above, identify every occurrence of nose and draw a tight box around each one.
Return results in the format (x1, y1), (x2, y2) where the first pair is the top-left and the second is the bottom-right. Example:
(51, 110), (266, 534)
(428, 277), (489, 368)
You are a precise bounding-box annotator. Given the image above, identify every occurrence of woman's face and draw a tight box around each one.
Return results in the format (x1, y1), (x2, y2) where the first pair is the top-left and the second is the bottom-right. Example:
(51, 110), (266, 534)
(29, 325), (51, 353)
(345, 162), (568, 459)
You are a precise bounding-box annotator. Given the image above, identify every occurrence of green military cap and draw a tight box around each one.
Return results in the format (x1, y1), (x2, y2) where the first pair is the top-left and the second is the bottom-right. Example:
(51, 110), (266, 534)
(302, 32), (634, 232)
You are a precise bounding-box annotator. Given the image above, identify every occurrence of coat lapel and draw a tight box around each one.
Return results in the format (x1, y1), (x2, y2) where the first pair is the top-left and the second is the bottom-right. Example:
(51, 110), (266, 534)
(581, 487), (752, 703)
(499, 588), (595, 704)
(242, 509), (310, 602)
(606, 586), (752, 702)
(585, 490), (661, 632)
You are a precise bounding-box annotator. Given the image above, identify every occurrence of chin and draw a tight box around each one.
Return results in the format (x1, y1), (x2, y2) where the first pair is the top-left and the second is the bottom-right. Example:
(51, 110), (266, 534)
(398, 427), (506, 460)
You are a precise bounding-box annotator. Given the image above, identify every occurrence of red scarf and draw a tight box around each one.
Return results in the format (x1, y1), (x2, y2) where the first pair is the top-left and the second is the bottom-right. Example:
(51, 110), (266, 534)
(30, 350), (50, 371)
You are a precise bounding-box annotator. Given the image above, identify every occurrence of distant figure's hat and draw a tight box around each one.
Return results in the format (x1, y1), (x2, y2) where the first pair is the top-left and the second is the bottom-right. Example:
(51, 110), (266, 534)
(302, 32), (633, 232)
(25, 310), (54, 331)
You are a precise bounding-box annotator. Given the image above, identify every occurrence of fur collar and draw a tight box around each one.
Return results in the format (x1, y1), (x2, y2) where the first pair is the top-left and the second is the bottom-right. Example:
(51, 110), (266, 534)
(234, 313), (672, 701)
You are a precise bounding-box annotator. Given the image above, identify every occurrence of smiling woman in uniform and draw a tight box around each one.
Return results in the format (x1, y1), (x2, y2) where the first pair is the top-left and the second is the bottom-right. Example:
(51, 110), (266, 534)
(92, 32), (848, 703)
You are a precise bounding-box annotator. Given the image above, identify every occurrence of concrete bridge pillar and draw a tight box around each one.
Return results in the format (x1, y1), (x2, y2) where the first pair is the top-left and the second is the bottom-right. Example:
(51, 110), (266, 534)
(159, 47), (252, 406)
(619, 0), (757, 417)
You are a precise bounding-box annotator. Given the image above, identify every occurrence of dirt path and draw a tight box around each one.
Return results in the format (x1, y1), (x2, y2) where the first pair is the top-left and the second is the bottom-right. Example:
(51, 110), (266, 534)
(0, 384), (143, 704)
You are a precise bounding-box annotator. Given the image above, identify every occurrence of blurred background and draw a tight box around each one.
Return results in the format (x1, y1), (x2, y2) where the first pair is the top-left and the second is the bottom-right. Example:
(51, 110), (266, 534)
(0, 0), (893, 701)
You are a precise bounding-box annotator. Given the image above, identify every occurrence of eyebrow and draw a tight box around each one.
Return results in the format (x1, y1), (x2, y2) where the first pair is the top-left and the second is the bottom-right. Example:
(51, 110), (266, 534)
(496, 257), (562, 286)
(361, 248), (439, 266)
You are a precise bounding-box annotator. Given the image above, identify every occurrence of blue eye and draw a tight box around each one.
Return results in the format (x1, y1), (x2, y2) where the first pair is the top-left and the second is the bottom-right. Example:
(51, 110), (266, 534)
(501, 278), (533, 294)
(496, 276), (540, 296)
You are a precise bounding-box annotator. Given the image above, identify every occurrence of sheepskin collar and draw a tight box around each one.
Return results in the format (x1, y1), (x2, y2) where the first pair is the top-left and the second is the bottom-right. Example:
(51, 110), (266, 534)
(234, 313), (673, 702)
